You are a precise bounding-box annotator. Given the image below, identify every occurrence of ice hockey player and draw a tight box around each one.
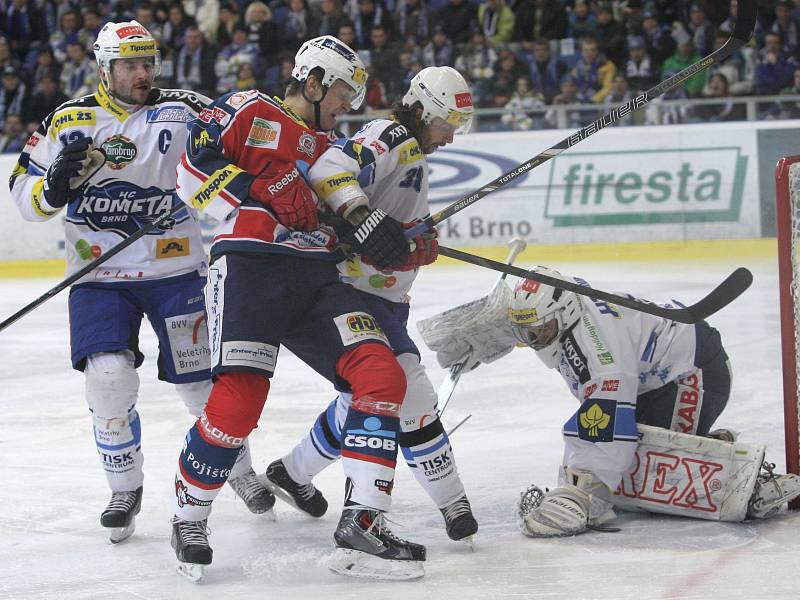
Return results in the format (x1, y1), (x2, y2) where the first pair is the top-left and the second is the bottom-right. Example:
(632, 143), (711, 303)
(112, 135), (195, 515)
(171, 35), (427, 582)
(263, 66), (479, 548)
(505, 267), (800, 536)
(8, 21), (273, 545)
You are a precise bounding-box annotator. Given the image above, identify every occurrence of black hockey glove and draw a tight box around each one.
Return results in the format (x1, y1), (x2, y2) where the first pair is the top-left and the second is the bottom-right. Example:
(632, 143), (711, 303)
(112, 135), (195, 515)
(351, 208), (409, 270)
(43, 137), (95, 208)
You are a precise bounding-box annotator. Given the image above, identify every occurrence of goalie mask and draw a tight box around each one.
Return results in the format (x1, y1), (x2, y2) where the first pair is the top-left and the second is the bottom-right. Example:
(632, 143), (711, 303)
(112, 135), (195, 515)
(94, 21), (161, 86)
(508, 267), (583, 368)
(292, 35), (367, 110)
(402, 66), (474, 134)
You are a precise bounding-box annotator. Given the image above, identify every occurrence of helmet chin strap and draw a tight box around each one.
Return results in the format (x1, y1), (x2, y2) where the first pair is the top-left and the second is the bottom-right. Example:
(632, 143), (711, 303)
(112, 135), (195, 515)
(302, 83), (329, 130)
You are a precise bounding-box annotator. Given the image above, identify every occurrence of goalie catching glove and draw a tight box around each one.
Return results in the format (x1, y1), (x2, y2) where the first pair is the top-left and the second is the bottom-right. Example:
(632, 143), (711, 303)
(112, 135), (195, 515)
(43, 137), (106, 208)
(249, 161), (319, 231)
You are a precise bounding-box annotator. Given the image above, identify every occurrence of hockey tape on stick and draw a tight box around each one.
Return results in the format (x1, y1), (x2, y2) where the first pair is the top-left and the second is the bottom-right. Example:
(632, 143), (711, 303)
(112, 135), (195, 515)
(437, 245), (753, 324)
(404, 0), (758, 240)
(0, 204), (186, 333)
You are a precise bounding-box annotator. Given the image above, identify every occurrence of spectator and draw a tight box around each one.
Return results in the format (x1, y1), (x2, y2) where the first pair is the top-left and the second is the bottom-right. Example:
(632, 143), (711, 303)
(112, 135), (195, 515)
(568, 0), (596, 40)
(60, 41), (97, 98)
(525, 37), (567, 103)
(686, 3), (714, 57)
(109, 0), (137, 24)
(421, 24), (453, 67)
(215, 26), (261, 94)
(512, 0), (568, 42)
(399, 48), (423, 87)
(174, 26), (217, 98)
(80, 9), (103, 54)
(369, 24), (403, 99)
(364, 64), (391, 110)
(337, 22), (358, 49)
(28, 72), (67, 125)
(620, 0), (645, 36)
(264, 53), (295, 96)
(487, 50), (524, 107)
(478, 0), (514, 45)
(595, 2), (626, 67)
(136, 5), (166, 47)
(0, 66), (28, 127)
(0, 38), (16, 73)
(640, 8), (675, 71)
(0, 112), (26, 152)
(352, 0), (394, 49)
(779, 66), (800, 118)
(703, 28), (753, 96)
(284, 0), (316, 53)
(162, 4), (195, 54)
(436, 0), (476, 45)
(545, 73), (594, 128)
(755, 31), (796, 95)
(30, 46), (59, 91)
(454, 28), (496, 106)
(394, 0), (432, 47)
(234, 62), (257, 91)
(572, 36), (616, 103)
(624, 35), (656, 92)
(692, 72), (745, 122)
(604, 73), (639, 125)
(48, 10), (81, 64)
(771, 0), (799, 56)
(183, 0), (221, 44)
(501, 76), (546, 130)
(718, 0), (739, 35)
(645, 71), (690, 124)
(1, 0), (47, 61)
(662, 30), (705, 97)
(245, 2), (282, 66)
(316, 0), (351, 38)
(216, 3), (242, 48)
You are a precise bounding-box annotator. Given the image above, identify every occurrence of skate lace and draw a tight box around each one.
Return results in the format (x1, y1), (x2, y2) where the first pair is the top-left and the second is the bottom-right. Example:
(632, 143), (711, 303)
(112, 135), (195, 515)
(441, 497), (472, 523)
(106, 490), (139, 512)
(173, 518), (210, 545)
(297, 482), (317, 501)
(366, 511), (405, 544)
(228, 469), (267, 502)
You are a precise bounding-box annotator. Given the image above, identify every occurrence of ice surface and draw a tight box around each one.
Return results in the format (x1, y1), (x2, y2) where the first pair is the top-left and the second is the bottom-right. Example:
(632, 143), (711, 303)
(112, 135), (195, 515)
(0, 256), (797, 600)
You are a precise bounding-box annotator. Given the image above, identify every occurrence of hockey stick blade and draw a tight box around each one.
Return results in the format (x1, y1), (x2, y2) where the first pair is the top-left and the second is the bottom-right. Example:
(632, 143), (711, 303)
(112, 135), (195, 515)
(437, 246), (752, 324)
(405, 0), (758, 240)
(0, 203), (185, 333)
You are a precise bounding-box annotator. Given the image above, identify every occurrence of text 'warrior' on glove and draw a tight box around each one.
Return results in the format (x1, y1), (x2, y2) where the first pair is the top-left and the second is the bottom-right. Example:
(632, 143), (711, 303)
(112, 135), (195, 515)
(249, 161), (319, 231)
(44, 137), (106, 208)
(352, 208), (410, 270)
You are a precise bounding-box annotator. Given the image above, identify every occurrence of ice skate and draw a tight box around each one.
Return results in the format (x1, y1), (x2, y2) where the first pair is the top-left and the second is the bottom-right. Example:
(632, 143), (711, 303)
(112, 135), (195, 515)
(171, 517), (212, 583)
(440, 495), (478, 547)
(265, 459), (328, 518)
(329, 507), (426, 580)
(227, 468), (276, 518)
(100, 486), (142, 544)
(747, 462), (800, 519)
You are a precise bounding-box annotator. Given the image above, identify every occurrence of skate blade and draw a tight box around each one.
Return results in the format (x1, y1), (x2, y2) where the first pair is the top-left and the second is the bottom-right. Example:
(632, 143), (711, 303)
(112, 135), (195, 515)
(176, 562), (205, 583)
(328, 548), (424, 581)
(108, 520), (135, 544)
(459, 535), (475, 551)
(257, 476), (310, 517)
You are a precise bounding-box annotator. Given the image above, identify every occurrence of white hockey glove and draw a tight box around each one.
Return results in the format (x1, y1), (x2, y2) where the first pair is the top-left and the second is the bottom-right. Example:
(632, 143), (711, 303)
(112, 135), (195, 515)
(517, 483), (591, 538)
(417, 281), (517, 372)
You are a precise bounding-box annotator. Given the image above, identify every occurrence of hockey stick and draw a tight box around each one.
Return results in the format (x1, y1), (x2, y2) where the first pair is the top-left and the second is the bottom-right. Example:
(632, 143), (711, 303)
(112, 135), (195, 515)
(0, 203), (186, 333)
(437, 237), (527, 414)
(437, 245), (752, 324)
(405, 0), (758, 240)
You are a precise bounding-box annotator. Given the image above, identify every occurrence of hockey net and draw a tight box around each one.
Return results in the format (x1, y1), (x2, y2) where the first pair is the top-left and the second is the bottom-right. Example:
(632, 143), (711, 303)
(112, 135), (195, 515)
(775, 156), (800, 508)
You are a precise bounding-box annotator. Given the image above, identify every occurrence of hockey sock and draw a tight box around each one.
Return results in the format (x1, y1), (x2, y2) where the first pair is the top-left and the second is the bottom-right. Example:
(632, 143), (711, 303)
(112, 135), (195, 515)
(174, 421), (241, 521)
(283, 399), (341, 484)
(91, 408), (144, 491)
(400, 418), (465, 508)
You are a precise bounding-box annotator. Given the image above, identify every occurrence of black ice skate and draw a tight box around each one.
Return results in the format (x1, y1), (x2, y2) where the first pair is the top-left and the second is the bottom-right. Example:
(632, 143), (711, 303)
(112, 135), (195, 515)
(227, 468), (276, 516)
(100, 486), (142, 544)
(265, 459), (328, 518)
(440, 495), (478, 544)
(171, 517), (212, 583)
(329, 507), (426, 580)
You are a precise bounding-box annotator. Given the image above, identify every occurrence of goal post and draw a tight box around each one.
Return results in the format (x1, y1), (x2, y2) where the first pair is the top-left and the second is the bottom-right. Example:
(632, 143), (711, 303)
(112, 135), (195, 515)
(775, 156), (800, 509)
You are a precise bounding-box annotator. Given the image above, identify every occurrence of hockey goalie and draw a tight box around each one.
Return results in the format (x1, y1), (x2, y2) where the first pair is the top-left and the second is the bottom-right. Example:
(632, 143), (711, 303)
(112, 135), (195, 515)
(418, 265), (800, 537)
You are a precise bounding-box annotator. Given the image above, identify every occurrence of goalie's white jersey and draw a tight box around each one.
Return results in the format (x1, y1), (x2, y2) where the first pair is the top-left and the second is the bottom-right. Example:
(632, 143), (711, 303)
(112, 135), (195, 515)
(555, 288), (697, 489)
(310, 119), (429, 302)
(10, 84), (210, 282)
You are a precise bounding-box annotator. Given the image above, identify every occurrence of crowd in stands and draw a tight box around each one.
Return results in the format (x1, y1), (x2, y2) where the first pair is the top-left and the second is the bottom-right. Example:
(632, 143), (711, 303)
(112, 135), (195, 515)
(2, 0), (800, 151)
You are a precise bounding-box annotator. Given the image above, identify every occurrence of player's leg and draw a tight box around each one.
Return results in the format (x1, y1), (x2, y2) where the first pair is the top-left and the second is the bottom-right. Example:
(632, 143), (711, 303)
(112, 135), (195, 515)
(70, 284), (146, 544)
(144, 272), (274, 516)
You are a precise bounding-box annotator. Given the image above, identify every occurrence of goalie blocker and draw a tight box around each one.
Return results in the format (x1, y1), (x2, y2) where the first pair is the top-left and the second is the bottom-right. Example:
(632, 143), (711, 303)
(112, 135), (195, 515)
(517, 425), (800, 537)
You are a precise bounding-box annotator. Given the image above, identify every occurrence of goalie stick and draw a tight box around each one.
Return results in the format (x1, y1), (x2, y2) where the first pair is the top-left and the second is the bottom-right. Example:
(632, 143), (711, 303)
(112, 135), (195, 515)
(0, 203), (185, 333)
(404, 0), (758, 240)
(437, 237), (527, 414)
(437, 245), (752, 324)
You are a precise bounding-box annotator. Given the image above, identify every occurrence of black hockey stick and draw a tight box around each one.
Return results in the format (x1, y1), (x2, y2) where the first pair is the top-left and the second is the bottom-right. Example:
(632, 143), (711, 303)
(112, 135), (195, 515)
(405, 0), (758, 239)
(0, 204), (185, 333)
(437, 245), (753, 324)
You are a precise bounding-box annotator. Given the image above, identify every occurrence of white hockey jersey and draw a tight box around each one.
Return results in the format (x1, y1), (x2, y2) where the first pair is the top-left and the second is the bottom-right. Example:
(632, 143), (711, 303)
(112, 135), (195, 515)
(10, 83), (210, 282)
(309, 119), (429, 303)
(551, 285), (697, 489)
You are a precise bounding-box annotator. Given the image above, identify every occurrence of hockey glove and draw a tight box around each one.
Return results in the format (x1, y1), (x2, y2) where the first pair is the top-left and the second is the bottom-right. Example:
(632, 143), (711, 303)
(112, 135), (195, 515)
(44, 137), (105, 208)
(392, 222), (438, 271)
(352, 208), (409, 270)
(249, 161), (319, 231)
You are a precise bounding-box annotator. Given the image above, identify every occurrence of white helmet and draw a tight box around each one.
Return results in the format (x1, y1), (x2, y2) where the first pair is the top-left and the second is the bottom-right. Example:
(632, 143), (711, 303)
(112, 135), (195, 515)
(402, 66), (473, 133)
(93, 21), (161, 81)
(508, 267), (584, 367)
(292, 35), (367, 109)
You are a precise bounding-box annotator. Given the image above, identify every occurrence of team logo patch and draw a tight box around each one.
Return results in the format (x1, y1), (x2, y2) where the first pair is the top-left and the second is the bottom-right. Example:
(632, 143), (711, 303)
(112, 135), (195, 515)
(118, 40), (157, 57)
(245, 117), (281, 148)
(578, 400), (615, 442)
(508, 307), (537, 324)
(75, 239), (102, 260)
(156, 237), (190, 258)
(221, 341), (278, 371)
(520, 278), (540, 294)
(455, 92), (473, 108)
(297, 131), (317, 157)
(226, 90), (257, 108)
(50, 109), (95, 139)
(165, 311), (210, 375)
(398, 141), (423, 165)
(334, 312), (389, 346)
(146, 106), (192, 123)
(115, 25), (149, 38)
(101, 134), (137, 169)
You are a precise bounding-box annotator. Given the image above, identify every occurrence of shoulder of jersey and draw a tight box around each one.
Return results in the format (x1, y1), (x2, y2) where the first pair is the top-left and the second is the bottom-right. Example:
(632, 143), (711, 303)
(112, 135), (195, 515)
(42, 94), (99, 130)
(377, 121), (413, 150)
(154, 88), (211, 112)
